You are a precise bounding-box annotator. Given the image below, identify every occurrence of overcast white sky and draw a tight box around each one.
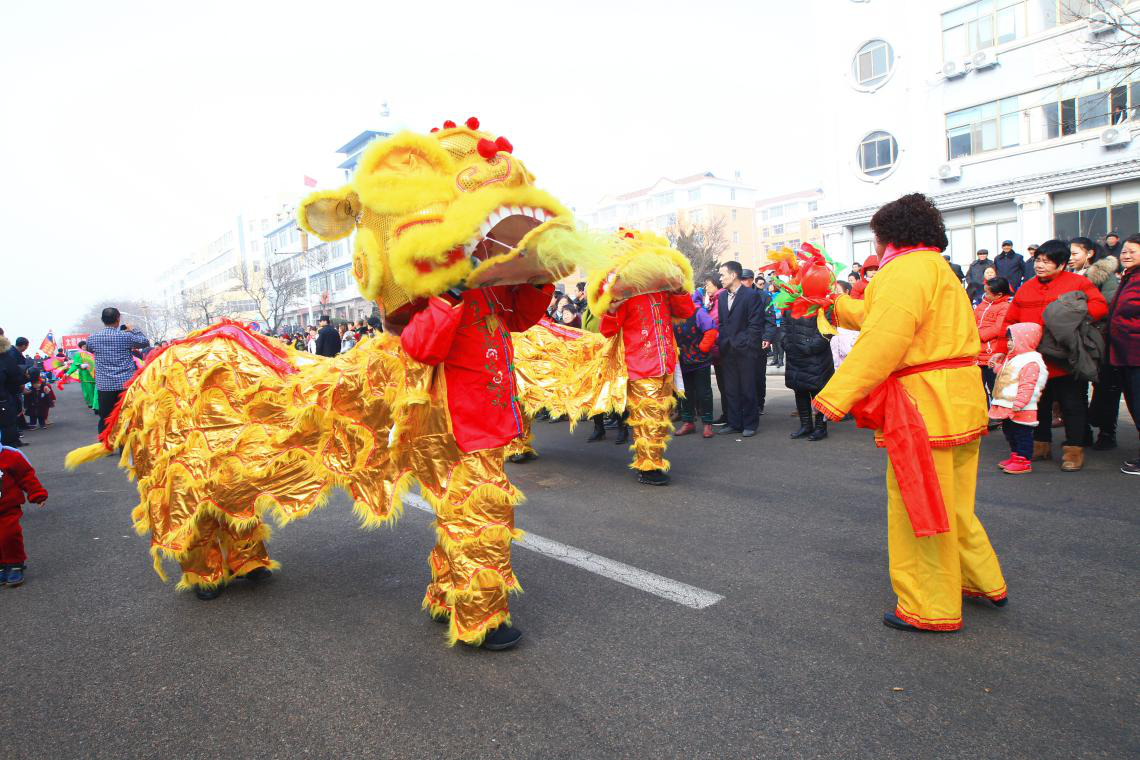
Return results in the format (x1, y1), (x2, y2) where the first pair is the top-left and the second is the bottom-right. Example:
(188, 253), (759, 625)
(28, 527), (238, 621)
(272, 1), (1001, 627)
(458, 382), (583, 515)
(1, 0), (824, 347)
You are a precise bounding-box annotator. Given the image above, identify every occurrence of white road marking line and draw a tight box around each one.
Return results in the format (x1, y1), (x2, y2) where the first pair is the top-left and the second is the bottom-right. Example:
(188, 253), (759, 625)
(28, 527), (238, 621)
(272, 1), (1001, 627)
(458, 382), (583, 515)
(401, 493), (724, 610)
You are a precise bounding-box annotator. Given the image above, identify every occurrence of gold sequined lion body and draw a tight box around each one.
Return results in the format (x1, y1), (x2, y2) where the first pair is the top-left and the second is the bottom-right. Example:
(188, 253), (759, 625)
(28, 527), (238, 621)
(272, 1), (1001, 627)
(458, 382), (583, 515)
(67, 118), (608, 648)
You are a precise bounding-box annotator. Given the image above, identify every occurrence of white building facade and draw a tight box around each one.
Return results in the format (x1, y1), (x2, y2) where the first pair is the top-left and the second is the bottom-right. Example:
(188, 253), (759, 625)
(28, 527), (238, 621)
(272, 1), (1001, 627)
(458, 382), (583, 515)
(816, 0), (1140, 268)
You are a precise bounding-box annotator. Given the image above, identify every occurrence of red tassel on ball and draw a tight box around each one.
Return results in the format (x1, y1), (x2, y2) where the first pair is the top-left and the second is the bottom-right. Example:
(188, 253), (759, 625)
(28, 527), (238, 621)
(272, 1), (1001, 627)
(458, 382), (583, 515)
(495, 136), (513, 154)
(466, 116), (480, 130)
(443, 120), (457, 129)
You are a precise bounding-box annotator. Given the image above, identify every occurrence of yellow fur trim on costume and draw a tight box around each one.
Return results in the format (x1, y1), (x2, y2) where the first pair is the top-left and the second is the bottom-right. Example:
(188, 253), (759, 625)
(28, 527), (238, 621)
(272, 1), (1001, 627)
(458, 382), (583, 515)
(353, 226), (386, 301)
(587, 230), (694, 317)
(65, 442), (111, 470)
(298, 187), (360, 241)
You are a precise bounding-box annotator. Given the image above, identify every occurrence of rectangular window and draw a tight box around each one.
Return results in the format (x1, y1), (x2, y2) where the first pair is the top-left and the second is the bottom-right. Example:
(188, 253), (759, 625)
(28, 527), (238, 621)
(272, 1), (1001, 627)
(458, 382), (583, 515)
(773, 224), (784, 235)
(942, 0), (1027, 60)
(1111, 202), (1140, 237)
(1060, 98), (1077, 135)
(732, 231), (740, 244)
(808, 201), (818, 212)
(688, 189), (701, 203)
(334, 270), (347, 291)
(730, 189), (736, 201)
(1078, 91), (1110, 130)
(731, 209), (737, 221)
(654, 191), (674, 208)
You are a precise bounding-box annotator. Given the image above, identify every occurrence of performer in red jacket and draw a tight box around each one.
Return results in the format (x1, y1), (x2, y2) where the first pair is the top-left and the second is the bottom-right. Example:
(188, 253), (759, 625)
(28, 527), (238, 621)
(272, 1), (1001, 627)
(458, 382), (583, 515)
(600, 289), (696, 485)
(1002, 240), (1108, 470)
(400, 282), (552, 646)
(1, 445), (49, 586)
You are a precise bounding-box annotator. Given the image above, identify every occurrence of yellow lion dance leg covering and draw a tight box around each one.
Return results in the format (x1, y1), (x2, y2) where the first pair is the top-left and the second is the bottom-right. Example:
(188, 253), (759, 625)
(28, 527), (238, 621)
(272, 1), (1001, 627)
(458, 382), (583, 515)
(421, 447), (524, 646)
(626, 375), (675, 472)
(176, 516), (278, 591)
(503, 416), (535, 459)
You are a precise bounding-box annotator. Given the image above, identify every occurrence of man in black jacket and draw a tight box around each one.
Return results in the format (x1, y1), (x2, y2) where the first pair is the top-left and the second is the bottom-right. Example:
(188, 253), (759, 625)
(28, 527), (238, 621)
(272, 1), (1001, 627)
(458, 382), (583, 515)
(715, 261), (766, 437)
(314, 315), (341, 357)
(0, 335), (26, 446)
(965, 248), (991, 302)
(993, 240), (1025, 293)
(740, 269), (778, 414)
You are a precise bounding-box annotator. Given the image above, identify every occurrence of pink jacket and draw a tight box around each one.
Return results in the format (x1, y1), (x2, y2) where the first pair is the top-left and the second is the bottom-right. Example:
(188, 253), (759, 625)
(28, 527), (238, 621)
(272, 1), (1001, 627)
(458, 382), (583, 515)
(988, 323), (1046, 425)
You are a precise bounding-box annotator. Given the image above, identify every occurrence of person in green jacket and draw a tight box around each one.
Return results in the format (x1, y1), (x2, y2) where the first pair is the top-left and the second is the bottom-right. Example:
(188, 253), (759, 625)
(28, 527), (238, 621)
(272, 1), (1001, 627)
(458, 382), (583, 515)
(65, 342), (98, 412)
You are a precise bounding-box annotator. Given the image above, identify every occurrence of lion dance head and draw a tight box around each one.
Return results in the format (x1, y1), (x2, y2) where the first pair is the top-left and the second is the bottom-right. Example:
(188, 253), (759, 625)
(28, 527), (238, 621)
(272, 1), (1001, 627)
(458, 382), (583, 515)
(299, 117), (603, 323)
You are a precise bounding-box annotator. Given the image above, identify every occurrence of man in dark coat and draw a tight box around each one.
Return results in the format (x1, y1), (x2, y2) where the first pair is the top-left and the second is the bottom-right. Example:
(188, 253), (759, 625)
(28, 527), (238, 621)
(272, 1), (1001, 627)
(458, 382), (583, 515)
(715, 261), (766, 437)
(994, 240), (1026, 293)
(966, 249), (991, 303)
(0, 336), (25, 446)
(314, 315), (341, 357)
(1103, 232), (1122, 262)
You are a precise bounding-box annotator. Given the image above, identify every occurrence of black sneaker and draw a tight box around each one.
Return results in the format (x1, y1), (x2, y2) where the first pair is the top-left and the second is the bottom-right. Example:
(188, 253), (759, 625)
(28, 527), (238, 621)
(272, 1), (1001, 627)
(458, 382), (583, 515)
(586, 428), (606, 442)
(638, 469), (670, 486)
(712, 415), (728, 426)
(195, 585), (224, 601)
(507, 452), (536, 464)
(480, 624), (523, 651)
(243, 567), (273, 582)
(1122, 458), (1140, 476)
(1093, 436), (1117, 451)
(614, 426), (629, 445)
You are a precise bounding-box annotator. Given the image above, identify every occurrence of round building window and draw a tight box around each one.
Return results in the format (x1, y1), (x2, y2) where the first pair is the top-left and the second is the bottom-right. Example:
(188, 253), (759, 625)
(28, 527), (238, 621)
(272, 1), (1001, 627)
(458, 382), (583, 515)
(853, 40), (894, 89)
(856, 131), (899, 178)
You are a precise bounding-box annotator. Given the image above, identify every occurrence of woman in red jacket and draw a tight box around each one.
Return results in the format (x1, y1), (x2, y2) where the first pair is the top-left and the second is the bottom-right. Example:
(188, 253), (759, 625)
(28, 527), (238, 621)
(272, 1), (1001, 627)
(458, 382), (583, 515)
(1002, 240), (1109, 471)
(974, 276), (1013, 399)
(1108, 234), (1140, 475)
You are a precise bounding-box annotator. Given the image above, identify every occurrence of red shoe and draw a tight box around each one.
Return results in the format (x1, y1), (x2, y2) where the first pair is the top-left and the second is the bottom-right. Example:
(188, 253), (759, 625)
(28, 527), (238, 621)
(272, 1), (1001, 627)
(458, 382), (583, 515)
(997, 454), (1014, 470)
(674, 422), (696, 436)
(1002, 454), (1032, 474)
(702, 423), (714, 438)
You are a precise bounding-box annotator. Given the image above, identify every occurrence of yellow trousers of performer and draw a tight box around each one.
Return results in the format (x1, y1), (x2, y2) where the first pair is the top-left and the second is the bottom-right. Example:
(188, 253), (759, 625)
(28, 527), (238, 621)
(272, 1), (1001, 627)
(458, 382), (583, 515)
(176, 515), (276, 590)
(627, 375), (675, 472)
(422, 447), (522, 646)
(886, 440), (1006, 630)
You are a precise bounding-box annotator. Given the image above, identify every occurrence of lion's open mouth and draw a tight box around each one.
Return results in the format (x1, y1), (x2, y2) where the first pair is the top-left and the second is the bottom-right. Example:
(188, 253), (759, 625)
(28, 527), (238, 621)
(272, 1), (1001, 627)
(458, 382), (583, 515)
(462, 204), (572, 287)
(465, 205), (556, 265)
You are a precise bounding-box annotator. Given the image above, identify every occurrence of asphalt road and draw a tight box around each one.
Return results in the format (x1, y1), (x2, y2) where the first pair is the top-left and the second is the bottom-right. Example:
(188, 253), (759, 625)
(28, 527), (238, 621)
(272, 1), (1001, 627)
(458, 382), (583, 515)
(2, 387), (1136, 759)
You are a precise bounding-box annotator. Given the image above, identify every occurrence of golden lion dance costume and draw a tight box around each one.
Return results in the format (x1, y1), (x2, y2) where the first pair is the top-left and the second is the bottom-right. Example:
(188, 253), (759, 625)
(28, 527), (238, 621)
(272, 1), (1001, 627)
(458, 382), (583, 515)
(813, 244), (1006, 631)
(505, 230), (694, 485)
(67, 117), (606, 648)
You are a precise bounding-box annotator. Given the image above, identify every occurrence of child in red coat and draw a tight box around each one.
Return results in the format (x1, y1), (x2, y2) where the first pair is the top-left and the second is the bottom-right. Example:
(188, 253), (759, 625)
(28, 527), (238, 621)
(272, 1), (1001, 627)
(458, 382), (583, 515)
(1, 445), (49, 586)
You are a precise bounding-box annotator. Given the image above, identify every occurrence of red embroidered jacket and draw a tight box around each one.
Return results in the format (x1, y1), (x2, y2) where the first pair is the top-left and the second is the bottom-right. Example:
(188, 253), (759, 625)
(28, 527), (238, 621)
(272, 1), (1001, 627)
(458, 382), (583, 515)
(600, 292), (696, 381)
(401, 284), (553, 453)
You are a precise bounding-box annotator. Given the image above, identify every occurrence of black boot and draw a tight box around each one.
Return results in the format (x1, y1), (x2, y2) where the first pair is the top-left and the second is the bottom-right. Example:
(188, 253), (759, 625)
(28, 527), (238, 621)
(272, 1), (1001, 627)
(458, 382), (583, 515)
(614, 421), (629, 445)
(638, 468), (670, 486)
(790, 390), (812, 439)
(480, 624), (523, 651)
(586, 415), (606, 442)
(808, 412), (828, 441)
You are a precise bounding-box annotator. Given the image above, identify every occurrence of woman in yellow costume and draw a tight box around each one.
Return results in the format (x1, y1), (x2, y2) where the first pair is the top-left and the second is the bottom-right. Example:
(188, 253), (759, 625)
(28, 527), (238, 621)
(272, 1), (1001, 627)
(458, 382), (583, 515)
(67, 117), (606, 651)
(813, 193), (1007, 632)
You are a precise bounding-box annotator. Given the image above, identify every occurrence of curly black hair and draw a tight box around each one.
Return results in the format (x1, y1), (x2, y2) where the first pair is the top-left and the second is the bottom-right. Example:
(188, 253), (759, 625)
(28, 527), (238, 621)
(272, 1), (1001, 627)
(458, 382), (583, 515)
(869, 193), (949, 251)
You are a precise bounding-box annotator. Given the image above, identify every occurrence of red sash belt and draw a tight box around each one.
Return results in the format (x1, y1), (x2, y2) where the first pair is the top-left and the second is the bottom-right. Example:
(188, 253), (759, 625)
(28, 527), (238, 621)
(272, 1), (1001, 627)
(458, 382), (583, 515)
(850, 356), (977, 538)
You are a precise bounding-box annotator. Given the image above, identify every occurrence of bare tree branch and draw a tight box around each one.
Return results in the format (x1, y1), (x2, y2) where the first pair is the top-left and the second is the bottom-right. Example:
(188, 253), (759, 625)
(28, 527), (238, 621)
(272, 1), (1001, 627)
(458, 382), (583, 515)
(1060, 1), (1140, 86)
(667, 216), (729, 282)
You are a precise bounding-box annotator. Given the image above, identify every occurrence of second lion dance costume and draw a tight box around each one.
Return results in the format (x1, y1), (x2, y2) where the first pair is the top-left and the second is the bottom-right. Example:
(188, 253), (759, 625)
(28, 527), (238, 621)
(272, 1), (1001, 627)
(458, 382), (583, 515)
(506, 230), (695, 485)
(812, 244), (1007, 631)
(67, 117), (608, 650)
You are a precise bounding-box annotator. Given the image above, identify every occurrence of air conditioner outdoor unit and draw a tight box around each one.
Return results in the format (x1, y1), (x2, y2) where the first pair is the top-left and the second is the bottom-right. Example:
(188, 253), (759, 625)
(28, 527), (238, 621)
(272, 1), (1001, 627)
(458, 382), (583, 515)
(971, 49), (999, 71)
(942, 60), (967, 79)
(1088, 10), (1117, 36)
(1099, 125), (1132, 148)
(936, 162), (962, 180)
